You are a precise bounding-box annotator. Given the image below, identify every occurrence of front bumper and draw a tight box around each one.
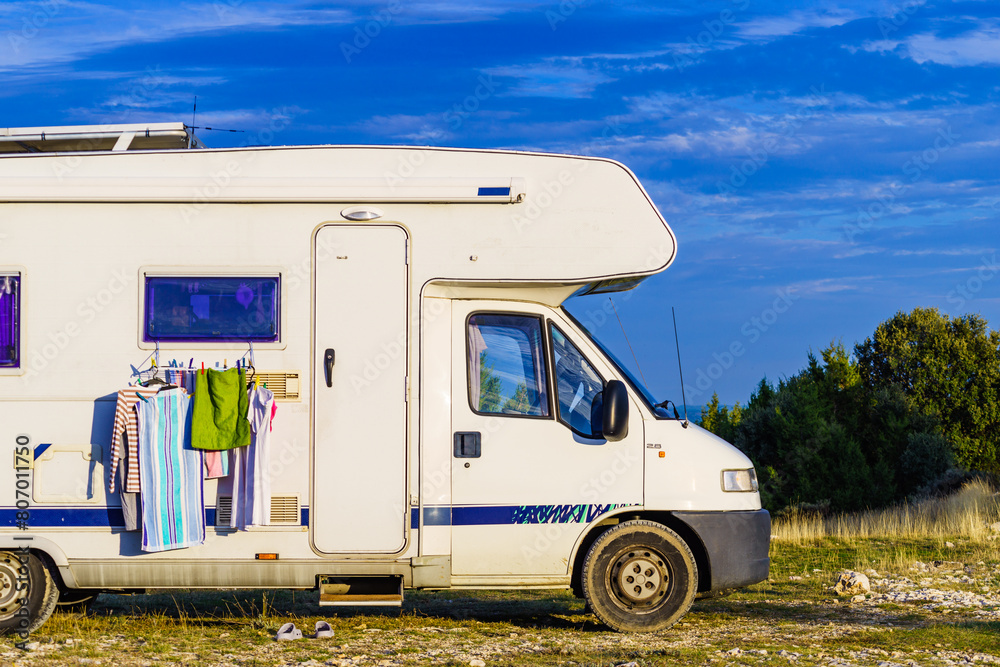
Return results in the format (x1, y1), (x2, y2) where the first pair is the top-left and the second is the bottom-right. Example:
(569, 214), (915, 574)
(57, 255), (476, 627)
(674, 509), (770, 591)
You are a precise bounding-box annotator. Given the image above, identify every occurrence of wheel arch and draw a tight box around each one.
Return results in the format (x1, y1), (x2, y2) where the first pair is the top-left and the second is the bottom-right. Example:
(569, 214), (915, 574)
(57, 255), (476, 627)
(570, 511), (711, 597)
(0, 537), (78, 590)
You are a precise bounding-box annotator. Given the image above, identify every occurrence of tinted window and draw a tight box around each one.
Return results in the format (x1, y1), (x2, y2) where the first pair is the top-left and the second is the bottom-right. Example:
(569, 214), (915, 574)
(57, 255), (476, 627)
(0, 275), (19, 367)
(145, 276), (279, 342)
(468, 314), (549, 417)
(550, 324), (604, 437)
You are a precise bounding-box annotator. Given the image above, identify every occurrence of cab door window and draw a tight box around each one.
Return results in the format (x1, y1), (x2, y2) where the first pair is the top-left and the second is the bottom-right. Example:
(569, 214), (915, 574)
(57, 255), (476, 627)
(550, 324), (605, 437)
(467, 314), (550, 417)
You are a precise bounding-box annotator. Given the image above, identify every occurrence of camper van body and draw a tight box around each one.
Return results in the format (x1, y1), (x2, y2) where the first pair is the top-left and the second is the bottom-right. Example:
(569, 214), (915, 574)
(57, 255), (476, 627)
(0, 124), (769, 634)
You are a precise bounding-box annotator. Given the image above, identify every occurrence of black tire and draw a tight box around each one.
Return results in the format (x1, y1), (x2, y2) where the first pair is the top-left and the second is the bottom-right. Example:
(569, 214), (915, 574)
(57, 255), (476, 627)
(56, 589), (100, 613)
(0, 550), (59, 636)
(581, 520), (697, 633)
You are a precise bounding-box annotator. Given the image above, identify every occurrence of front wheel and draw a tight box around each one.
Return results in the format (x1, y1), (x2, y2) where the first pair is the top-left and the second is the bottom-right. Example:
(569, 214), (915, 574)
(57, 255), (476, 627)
(0, 551), (59, 636)
(581, 520), (697, 632)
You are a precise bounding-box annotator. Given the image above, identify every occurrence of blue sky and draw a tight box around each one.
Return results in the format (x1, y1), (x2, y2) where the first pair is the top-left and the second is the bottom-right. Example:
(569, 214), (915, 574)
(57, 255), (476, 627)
(2, 0), (998, 408)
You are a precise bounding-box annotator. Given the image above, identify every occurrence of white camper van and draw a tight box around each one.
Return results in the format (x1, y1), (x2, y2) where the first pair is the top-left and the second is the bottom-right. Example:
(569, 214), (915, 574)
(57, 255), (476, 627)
(0, 123), (769, 635)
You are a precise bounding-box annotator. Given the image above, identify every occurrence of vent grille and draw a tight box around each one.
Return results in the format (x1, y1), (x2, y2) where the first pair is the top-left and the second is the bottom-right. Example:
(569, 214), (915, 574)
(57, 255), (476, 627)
(254, 371), (301, 401)
(216, 496), (233, 526)
(270, 495), (300, 525)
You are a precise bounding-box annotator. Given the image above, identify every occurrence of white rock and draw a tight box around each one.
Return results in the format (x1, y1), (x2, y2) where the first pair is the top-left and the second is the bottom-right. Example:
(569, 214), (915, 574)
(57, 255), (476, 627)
(852, 594), (866, 603)
(834, 571), (871, 596)
(470, 660), (486, 667)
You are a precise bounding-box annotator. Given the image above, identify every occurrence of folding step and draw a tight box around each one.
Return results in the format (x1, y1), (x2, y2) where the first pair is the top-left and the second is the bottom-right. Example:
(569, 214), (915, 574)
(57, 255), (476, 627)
(318, 576), (403, 607)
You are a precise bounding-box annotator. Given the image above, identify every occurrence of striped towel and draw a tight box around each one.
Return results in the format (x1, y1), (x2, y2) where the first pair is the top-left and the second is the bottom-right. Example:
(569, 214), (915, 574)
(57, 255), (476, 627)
(137, 388), (205, 552)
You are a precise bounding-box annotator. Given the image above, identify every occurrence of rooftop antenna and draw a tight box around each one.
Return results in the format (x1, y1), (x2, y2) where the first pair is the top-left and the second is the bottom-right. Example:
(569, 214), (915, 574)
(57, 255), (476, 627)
(187, 95), (245, 147)
(672, 306), (690, 428)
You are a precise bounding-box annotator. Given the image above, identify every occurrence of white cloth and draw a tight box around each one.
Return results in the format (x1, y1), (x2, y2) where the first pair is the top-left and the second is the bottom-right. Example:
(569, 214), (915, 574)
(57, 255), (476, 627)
(231, 385), (275, 529)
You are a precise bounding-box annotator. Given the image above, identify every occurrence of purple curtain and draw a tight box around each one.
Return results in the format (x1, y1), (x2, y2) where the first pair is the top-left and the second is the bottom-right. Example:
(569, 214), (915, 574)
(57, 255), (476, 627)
(0, 276), (18, 366)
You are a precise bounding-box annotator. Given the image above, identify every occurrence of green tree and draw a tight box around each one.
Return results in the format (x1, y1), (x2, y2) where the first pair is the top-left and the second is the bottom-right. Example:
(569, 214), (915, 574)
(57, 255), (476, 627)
(699, 392), (741, 443)
(478, 351), (503, 412)
(502, 382), (530, 413)
(854, 307), (1000, 473)
(733, 364), (875, 512)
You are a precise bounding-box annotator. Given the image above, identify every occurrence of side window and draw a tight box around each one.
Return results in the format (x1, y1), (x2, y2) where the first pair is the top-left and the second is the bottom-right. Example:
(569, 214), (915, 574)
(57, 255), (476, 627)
(144, 276), (280, 342)
(550, 324), (605, 437)
(0, 274), (20, 367)
(467, 314), (550, 417)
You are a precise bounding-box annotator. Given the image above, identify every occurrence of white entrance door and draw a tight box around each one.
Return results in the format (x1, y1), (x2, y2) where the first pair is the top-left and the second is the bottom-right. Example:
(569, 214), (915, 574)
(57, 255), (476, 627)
(312, 224), (408, 554)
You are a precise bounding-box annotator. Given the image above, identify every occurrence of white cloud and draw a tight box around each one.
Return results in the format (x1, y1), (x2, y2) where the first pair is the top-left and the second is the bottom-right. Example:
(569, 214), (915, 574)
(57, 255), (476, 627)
(0, 3), (355, 70)
(892, 247), (995, 257)
(486, 60), (615, 99)
(860, 22), (1000, 66)
(737, 8), (860, 39)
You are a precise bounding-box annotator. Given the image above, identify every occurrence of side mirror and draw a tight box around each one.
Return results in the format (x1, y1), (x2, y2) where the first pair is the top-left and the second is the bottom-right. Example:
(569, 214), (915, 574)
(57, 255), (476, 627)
(602, 380), (629, 441)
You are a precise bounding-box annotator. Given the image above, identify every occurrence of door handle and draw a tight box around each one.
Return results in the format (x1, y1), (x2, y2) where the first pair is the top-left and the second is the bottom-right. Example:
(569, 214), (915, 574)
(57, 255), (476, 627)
(324, 348), (335, 387)
(453, 432), (481, 458)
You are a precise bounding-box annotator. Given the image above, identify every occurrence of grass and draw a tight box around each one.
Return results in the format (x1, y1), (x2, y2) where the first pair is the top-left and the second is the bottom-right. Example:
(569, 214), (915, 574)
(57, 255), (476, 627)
(772, 479), (1000, 543)
(6, 483), (1000, 665)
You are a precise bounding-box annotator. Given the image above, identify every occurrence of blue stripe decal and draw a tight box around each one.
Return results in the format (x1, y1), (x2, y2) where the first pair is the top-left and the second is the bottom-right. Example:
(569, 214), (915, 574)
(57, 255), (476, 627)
(1, 504), (628, 529)
(424, 506), (451, 526)
(33, 443), (52, 460)
(1, 507), (123, 528)
(477, 186), (510, 197)
(1, 506), (310, 529)
(417, 503), (631, 527)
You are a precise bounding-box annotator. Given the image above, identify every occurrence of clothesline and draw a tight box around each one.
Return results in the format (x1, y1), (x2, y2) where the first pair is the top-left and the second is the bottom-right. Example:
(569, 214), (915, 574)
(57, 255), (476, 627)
(130, 340), (256, 382)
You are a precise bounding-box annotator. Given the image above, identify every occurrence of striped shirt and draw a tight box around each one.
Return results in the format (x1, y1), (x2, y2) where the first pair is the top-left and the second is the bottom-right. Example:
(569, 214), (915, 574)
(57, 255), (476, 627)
(109, 386), (159, 494)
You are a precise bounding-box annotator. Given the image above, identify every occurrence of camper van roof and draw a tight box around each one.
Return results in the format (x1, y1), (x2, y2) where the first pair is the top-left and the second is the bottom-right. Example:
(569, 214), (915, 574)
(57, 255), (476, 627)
(0, 122), (203, 154)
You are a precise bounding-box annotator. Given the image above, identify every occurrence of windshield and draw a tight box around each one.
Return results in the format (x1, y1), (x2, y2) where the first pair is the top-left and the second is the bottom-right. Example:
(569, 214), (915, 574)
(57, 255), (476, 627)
(562, 308), (676, 419)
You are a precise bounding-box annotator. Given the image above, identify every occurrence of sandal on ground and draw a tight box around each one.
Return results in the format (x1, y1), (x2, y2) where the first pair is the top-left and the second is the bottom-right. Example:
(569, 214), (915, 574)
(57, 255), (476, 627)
(275, 622), (302, 640)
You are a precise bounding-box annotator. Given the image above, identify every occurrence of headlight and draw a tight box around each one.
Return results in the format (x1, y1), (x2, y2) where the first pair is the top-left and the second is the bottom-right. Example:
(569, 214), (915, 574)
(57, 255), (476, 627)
(722, 468), (758, 492)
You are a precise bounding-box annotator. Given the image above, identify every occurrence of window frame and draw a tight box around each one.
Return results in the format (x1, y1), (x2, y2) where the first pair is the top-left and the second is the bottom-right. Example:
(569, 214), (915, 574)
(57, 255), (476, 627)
(547, 320), (607, 439)
(138, 267), (286, 350)
(464, 311), (553, 420)
(0, 270), (22, 372)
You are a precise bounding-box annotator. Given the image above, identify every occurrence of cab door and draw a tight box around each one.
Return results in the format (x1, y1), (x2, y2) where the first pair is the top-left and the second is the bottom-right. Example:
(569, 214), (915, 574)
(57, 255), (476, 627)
(449, 301), (644, 580)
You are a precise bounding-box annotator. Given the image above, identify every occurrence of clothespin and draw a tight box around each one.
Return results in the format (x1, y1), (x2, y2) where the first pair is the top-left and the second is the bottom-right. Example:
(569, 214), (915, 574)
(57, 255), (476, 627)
(201, 361), (205, 375)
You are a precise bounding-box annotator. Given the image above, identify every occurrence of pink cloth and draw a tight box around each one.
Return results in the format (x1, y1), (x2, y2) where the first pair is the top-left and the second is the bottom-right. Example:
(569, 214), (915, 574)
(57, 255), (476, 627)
(204, 451), (228, 479)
